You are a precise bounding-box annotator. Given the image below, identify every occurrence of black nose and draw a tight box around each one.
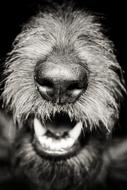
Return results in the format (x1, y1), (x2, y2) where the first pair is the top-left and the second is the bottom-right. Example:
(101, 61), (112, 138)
(34, 61), (88, 104)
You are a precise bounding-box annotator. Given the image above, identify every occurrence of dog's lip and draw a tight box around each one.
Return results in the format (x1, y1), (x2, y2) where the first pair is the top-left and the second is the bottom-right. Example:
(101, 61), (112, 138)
(33, 118), (82, 156)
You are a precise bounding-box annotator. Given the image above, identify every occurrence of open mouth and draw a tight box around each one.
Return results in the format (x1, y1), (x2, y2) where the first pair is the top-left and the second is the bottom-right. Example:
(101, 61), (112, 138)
(31, 112), (86, 158)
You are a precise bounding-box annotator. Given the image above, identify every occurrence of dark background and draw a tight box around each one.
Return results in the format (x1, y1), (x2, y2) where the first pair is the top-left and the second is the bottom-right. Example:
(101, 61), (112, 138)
(0, 0), (127, 136)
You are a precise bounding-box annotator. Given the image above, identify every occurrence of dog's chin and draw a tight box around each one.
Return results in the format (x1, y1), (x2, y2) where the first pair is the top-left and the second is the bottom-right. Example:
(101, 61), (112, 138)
(13, 112), (106, 189)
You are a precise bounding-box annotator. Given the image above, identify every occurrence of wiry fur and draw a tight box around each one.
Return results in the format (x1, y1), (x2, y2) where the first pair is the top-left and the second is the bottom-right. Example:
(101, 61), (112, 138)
(0, 3), (127, 190)
(3, 7), (124, 130)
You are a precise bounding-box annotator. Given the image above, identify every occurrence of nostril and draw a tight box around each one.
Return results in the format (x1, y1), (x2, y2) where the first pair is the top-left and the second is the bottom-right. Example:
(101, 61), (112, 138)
(38, 85), (54, 98)
(67, 81), (87, 99)
(67, 82), (82, 91)
(69, 89), (83, 97)
(35, 77), (54, 100)
(66, 82), (82, 98)
(35, 77), (54, 88)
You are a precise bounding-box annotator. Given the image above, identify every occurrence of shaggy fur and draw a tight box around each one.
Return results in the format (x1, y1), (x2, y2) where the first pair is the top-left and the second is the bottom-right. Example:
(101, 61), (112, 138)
(0, 3), (127, 190)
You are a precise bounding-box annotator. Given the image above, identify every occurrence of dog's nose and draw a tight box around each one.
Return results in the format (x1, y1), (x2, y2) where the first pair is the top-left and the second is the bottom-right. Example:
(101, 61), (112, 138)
(34, 61), (88, 104)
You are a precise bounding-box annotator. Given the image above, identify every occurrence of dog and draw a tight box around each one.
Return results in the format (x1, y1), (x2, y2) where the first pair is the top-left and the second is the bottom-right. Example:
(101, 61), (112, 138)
(0, 2), (127, 190)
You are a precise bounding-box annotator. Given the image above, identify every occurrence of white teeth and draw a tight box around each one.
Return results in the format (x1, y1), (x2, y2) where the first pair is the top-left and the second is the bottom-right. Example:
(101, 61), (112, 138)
(60, 139), (68, 148)
(66, 138), (75, 148)
(34, 117), (83, 155)
(36, 136), (75, 152)
(34, 118), (47, 137)
(52, 140), (61, 150)
(69, 121), (82, 140)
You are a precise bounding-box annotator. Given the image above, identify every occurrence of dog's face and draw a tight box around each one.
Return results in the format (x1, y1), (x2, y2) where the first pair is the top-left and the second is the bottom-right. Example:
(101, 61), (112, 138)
(2, 6), (125, 190)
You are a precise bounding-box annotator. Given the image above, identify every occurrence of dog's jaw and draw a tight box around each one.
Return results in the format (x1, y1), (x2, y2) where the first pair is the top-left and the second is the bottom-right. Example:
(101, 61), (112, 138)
(12, 111), (106, 190)
(34, 118), (82, 156)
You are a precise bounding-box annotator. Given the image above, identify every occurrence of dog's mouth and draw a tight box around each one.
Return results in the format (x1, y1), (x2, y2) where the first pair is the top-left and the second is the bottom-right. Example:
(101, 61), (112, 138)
(29, 112), (88, 158)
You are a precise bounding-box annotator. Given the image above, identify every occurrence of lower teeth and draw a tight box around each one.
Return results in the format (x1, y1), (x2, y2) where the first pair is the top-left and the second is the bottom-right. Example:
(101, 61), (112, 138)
(34, 118), (82, 154)
(36, 135), (75, 151)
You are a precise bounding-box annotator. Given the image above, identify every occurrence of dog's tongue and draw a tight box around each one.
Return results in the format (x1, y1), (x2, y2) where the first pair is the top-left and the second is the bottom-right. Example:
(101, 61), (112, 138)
(34, 118), (82, 155)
